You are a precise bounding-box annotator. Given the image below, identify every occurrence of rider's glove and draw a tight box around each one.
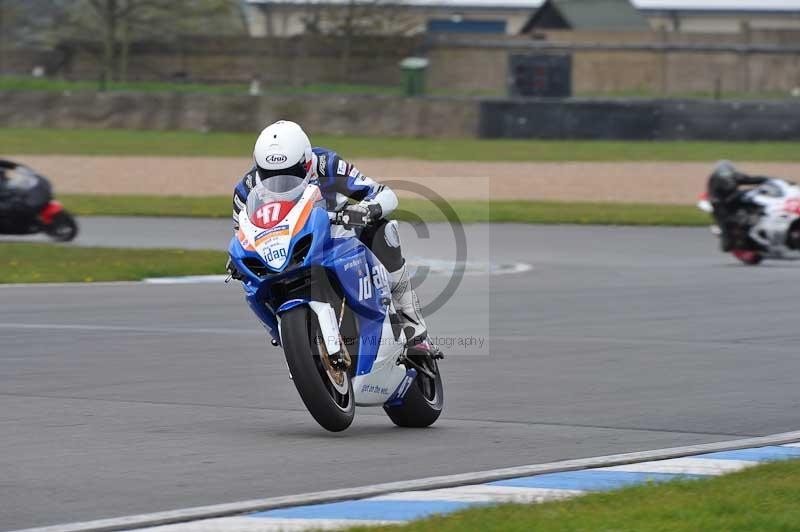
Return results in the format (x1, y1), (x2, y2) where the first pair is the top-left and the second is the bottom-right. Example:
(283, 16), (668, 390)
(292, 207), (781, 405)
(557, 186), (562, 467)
(340, 201), (382, 229)
(225, 257), (244, 281)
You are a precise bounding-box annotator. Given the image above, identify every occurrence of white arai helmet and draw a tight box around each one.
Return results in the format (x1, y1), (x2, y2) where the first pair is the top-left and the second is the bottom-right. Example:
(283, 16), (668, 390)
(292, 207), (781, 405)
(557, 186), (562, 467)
(253, 120), (313, 181)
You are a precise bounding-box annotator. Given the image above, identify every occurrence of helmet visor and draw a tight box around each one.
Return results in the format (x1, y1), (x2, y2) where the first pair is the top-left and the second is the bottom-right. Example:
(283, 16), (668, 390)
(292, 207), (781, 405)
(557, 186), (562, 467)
(256, 158), (309, 181)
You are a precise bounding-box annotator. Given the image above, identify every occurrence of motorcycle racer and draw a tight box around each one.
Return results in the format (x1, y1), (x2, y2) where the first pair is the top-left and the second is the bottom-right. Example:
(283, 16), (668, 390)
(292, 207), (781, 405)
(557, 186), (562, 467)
(0, 160), (18, 210)
(229, 120), (428, 346)
(707, 161), (770, 252)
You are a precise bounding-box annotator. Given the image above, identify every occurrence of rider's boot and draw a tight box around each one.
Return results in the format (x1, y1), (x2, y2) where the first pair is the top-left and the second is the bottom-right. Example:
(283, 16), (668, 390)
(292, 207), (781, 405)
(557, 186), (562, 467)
(389, 262), (427, 346)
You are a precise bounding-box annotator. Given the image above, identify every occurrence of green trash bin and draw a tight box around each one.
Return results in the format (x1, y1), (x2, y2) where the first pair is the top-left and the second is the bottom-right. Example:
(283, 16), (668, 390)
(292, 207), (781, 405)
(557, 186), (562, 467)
(400, 57), (429, 97)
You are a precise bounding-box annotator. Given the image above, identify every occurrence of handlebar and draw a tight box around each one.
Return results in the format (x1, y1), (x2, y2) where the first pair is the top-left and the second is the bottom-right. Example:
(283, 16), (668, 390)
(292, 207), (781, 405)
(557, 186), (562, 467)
(329, 210), (370, 229)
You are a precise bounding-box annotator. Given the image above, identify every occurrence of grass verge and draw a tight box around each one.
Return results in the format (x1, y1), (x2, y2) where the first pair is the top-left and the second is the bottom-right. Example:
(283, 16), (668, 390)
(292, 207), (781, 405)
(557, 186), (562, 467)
(0, 243), (225, 284)
(0, 78), (496, 97)
(2, 128), (800, 161)
(60, 195), (709, 226)
(348, 460), (800, 532)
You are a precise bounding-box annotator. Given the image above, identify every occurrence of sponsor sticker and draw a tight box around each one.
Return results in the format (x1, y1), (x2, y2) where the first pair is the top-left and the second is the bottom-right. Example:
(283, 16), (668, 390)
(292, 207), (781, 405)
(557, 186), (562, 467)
(337, 160), (347, 176)
(255, 224), (290, 247)
(266, 153), (288, 165)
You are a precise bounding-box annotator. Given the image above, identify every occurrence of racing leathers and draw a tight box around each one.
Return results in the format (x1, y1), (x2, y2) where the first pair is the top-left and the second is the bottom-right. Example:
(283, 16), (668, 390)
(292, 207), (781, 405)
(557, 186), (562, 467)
(231, 147), (428, 345)
(707, 166), (769, 252)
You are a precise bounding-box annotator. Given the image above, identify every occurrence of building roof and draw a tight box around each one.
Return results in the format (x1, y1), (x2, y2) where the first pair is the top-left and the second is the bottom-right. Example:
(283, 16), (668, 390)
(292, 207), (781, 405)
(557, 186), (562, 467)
(245, 0), (545, 8)
(524, 0), (650, 31)
(632, 0), (800, 12)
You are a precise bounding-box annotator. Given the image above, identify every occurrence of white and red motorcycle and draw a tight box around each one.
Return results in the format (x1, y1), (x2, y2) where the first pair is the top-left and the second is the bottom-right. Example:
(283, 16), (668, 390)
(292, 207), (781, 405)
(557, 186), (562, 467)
(698, 177), (800, 265)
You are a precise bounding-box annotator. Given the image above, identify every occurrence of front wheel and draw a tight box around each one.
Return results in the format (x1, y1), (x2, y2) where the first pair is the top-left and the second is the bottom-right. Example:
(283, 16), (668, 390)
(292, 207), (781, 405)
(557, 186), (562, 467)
(280, 306), (354, 432)
(732, 250), (763, 266)
(45, 211), (78, 242)
(384, 350), (444, 428)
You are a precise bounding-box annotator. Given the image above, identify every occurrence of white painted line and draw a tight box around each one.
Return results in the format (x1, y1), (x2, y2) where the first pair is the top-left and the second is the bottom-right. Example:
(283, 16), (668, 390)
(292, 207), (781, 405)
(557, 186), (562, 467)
(0, 323), (263, 337)
(143, 275), (228, 284)
(135, 517), (400, 532)
(372, 485), (583, 504)
(11, 430), (800, 532)
(140, 260), (534, 284)
(0, 281), (143, 289)
(599, 457), (757, 476)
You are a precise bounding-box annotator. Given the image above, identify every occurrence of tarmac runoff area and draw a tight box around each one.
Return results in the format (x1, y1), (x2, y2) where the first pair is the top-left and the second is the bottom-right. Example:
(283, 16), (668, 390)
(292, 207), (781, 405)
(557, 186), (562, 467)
(2, 220), (800, 530)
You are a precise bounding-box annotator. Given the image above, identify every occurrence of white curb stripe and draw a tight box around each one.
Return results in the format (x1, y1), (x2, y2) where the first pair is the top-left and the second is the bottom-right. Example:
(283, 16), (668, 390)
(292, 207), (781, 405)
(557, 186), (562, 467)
(372, 485), (583, 504)
(135, 517), (400, 532)
(598, 457), (758, 476)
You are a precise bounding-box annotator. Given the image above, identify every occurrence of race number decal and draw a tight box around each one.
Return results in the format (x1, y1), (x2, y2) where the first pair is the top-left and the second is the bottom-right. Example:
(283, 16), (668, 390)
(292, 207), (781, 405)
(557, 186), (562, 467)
(358, 275), (373, 301)
(250, 201), (294, 229)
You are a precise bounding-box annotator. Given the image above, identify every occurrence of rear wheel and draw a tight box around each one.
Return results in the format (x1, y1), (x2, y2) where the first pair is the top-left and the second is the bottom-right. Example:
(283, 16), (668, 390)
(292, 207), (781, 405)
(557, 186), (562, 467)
(280, 306), (354, 432)
(384, 349), (443, 428)
(45, 211), (78, 242)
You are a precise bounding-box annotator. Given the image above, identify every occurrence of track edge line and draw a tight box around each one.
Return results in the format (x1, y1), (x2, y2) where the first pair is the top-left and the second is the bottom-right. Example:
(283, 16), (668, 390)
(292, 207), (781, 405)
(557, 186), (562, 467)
(13, 429), (800, 532)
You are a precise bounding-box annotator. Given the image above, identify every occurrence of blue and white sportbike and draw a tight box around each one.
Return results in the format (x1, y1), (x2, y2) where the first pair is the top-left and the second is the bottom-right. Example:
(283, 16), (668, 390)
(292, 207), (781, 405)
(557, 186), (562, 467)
(228, 174), (444, 432)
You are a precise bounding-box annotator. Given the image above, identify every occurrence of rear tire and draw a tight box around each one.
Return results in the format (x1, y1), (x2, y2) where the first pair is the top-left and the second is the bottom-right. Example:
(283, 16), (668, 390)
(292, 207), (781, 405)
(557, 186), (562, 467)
(45, 211), (78, 242)
(384, 353), (443, 428)
(280, 306), (354, 432)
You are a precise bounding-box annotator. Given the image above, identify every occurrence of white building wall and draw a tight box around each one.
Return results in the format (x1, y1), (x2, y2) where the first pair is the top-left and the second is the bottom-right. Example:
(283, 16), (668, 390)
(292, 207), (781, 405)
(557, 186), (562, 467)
(245, 5), (535, 36)
(646, 12), (800, 33)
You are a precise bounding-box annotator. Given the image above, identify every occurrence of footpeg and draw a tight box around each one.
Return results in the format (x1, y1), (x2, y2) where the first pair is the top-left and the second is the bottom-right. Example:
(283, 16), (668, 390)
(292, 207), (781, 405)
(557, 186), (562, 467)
(408, 339), (444, 360)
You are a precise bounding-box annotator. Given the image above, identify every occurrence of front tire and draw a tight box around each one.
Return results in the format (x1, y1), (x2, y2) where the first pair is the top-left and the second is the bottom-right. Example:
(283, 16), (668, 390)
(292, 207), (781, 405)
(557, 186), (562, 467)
(732, 250), (763, 265)
(45, 211), (78, 242)
(384, 351), (444, 428)
(280, 306), (354, 432)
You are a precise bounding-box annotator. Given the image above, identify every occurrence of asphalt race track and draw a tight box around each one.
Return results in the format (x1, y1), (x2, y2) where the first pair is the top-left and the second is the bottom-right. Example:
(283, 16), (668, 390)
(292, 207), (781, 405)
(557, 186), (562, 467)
(2, 221), (800, 530)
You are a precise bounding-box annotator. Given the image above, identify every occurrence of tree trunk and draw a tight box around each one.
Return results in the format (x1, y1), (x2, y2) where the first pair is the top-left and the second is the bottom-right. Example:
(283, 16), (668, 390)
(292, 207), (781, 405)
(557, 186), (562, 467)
(99, 0), (118, 90)
(339, 1), (356, 83)
(119, 18), (129, 83)
(0, 0), (7, 77)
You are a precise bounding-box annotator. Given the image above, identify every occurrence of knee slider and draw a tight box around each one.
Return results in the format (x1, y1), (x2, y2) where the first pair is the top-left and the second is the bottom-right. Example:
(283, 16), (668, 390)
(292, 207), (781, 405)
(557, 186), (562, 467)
(383, 220), (401, 249)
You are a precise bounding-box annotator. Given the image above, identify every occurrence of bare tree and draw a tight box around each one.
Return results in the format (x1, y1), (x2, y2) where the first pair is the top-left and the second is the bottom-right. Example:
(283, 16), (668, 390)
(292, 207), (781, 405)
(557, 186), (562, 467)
(308, 0), (418, 81)
(64, 0), (244, 88)
(0, 0), (9, 75)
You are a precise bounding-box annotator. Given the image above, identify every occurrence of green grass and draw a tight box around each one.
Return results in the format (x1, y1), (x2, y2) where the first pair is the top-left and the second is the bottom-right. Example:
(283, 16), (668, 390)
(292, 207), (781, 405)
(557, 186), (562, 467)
(6, 77), (798, 101)
(0, 243), (225, 284)
(0, 77), (250, 94)
(0, 77), (497, 97)
(59, 195), (708, 226)
(2, 128), (800, 161)
(348, 460), (800, 532)
(578, 88), (800, 101)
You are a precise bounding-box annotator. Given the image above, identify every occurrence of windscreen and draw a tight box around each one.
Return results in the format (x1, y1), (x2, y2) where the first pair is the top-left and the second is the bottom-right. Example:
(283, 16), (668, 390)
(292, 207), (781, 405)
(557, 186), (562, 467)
(756, 181), (785, 199)
(4, 166), (41, 191)
(246, 174), (309, 229)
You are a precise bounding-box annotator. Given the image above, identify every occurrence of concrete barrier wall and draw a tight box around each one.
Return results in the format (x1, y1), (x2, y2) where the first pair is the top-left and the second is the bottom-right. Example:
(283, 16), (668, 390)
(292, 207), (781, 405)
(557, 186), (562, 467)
(479, 99), (800, 140)
(0, 90), (480, 138)
(3, 90), (800, 140)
